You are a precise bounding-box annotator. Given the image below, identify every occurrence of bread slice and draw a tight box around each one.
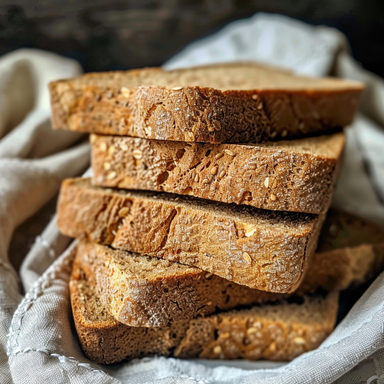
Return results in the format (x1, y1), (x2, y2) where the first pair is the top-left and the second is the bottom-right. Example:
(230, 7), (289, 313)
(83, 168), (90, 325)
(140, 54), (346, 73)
(91, 132), (345, 214)
(74, 208), (384, 327)
(49, 63), (363, 144)
(58, 178), (324, 292)
(70, 256), (338, 364)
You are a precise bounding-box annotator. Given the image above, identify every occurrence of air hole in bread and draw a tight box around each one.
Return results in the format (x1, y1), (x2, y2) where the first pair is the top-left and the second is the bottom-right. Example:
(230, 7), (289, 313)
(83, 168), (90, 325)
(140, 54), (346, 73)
(157, 171), (169, 184)
(240, 191), (253, 203)
(176, 148), (185, 159)
(183, 187), (193, 195)
(166, 161), (176, 171)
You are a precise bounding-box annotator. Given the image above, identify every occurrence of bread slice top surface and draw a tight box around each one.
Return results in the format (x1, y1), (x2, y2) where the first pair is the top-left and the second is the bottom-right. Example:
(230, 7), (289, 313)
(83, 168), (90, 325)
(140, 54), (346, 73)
(53, 62), (363, 92)
(64, 178), (319, 236)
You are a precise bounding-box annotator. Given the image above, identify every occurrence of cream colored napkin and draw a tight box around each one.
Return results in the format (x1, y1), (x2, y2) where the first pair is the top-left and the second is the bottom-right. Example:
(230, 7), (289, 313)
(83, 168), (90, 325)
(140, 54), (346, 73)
(2, 14), (384, 384)
(0, 49), (89, 382)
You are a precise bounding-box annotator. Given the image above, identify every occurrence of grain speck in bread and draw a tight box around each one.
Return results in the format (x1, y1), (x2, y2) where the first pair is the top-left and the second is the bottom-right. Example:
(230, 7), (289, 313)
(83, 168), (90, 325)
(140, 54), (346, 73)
(70, 256), (338, 364)
(91, 132), (345, 214)
(49, 63), (363, 143)
(58, 178), (324, 292)
(75, 209), (384, 327)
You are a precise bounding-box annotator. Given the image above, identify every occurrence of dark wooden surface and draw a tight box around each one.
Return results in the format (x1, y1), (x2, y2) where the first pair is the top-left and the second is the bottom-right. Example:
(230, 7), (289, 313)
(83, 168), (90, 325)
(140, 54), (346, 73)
(1, 0), (384, 76)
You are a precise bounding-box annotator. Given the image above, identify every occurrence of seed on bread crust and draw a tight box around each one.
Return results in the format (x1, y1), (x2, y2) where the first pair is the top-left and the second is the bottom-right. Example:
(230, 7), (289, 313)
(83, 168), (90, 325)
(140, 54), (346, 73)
(213, 121), (221, 131)
(210, 166), (218, 175)
(243, 224), (257, 237)
(243, 252), (252, 263)
(213, 345), (222, 354)
(118, 207), (129, 217)
(224, 149), (235, 157)
(215, 152), (224, 160)
(121, 87), (130, 97)
(132, 150), (143, 160)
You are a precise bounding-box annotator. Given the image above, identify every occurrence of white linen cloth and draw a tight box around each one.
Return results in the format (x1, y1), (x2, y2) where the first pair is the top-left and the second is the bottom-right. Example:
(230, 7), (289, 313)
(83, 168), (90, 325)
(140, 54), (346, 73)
(1, 13), (384, 384)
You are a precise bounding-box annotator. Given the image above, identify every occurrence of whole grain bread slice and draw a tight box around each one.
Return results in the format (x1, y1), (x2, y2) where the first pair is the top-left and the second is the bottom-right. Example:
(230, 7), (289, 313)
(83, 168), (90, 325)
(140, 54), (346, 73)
(58, 178), (324, 292)
(49, 63), (363, 144)
(75, 208), (384, 327)
(70, 256), (338, 364)
(91, 131), (345, 214)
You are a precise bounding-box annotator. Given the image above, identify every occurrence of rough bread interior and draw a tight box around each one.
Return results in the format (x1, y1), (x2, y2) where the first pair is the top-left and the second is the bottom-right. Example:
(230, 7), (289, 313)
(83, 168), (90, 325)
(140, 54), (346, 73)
(76, 208), (384, 327)
(58, 178), (324, 292)
(70, 256), (338, 364)
(49, 62), (363, 143)
(91, 132), (345, 214)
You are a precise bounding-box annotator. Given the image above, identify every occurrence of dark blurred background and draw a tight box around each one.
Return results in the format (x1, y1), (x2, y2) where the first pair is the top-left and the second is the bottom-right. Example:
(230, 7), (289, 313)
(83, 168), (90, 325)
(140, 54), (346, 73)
(1, 0), (384, 77)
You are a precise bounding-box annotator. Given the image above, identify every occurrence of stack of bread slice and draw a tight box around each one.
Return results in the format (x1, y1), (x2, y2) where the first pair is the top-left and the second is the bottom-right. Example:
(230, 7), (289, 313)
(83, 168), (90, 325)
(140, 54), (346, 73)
(50, 63), (384, 364)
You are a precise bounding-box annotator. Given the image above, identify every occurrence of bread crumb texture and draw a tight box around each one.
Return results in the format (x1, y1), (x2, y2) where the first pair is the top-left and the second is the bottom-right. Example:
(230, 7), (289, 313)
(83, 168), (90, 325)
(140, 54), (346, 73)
(58, 178), (324, 293)
(49, 63), (362, 143)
